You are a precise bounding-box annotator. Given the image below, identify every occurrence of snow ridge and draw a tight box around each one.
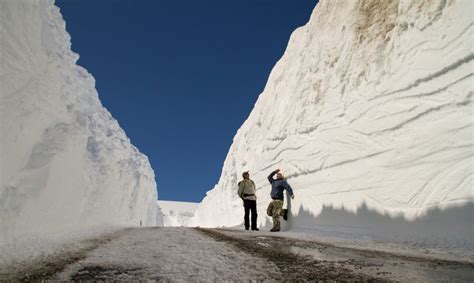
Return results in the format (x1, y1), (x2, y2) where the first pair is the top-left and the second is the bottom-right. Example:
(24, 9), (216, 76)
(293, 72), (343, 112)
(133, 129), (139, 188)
(193, 0), (473, 250)
(0, 0), (158, 262)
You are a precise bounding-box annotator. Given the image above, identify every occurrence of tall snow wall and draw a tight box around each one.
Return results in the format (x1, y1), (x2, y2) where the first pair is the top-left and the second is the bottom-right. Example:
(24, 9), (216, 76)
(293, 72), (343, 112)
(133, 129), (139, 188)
(194, 0), (473, 248)
(0, 0), (158, 257)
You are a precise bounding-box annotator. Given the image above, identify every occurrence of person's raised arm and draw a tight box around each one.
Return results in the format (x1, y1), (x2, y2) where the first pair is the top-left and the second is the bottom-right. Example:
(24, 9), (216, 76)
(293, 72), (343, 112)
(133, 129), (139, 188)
(268, 169), (279, 184)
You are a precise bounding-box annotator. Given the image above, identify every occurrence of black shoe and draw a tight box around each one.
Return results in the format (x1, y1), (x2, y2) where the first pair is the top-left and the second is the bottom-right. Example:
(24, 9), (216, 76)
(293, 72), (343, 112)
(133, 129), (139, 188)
(251, 228), (259, 231)
(282, 209), (288, 221)
(270, 228), (280, 232)
(245, 228), (249, 231)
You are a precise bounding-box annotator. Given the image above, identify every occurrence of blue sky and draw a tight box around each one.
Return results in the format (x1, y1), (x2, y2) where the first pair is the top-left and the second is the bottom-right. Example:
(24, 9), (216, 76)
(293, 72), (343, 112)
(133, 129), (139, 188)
(56, 0), (317, 202)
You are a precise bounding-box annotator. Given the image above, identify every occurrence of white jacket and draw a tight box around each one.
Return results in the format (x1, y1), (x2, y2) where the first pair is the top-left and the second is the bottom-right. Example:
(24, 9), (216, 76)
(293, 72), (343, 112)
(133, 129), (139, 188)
(237, 179), (256, 201)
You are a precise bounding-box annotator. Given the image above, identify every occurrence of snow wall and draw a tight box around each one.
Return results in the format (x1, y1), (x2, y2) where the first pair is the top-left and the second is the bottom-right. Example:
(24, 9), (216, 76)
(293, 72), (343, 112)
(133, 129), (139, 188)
(194, 0), (474, 249)
(0, 0), (159, 259)
(158, 201), (199, 227)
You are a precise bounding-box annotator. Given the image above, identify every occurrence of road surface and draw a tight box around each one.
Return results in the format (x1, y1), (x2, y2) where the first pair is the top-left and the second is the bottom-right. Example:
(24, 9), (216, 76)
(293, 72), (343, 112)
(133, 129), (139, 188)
(1, 227), (473, 281)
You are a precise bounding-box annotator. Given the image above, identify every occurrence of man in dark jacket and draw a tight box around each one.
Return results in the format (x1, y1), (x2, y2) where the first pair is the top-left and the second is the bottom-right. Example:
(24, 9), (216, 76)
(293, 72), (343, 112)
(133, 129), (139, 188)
(267, 169), (294, 232)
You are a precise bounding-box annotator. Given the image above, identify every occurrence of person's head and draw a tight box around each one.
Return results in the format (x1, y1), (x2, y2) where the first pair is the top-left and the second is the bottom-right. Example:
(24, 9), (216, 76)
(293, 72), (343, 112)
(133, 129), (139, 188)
(276, 172), (284, 180)
(242, 171), (250, 179)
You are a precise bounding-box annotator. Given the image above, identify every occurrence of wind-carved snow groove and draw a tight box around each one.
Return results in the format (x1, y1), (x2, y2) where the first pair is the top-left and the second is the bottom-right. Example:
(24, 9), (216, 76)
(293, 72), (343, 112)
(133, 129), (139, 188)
(316, 186), (377, 196)
(404, 40), (430, 57)
(286, 150), (390, 180)
(272, 145), (305, 161)
(408, 149), (473, 169)
(421, 23), (474, 54)
(448, 174), (473, 200)
(260, 159), (285, 172)
(456, 92), (473, 106)
(369, 53), (474, 101)
(263, 137), (286, 151)
(445, 124), (473, 135)
(297, 124), (321, 135)
(368, 93), (472, 135)
(267, 134), (287, 141)
(393, 73), (473, 101)
(404, 154), (472, 207)
(348, 73), (472, 125)
(319, 124), (345, 133)
(407, 179), (433, 206)
(374, 106), (418, 121)
(391, 144), (473, 169)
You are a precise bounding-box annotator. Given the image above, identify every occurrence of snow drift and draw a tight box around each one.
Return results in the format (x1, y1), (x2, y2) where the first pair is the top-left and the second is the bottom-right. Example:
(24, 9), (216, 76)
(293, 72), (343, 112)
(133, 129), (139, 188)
(194, 0), (474, 249)
(0, 0), (158, 261)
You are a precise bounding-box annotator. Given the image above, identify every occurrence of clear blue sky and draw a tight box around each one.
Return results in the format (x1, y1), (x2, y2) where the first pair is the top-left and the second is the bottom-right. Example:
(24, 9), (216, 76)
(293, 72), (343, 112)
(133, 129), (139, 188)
(56, 0), (317, 202)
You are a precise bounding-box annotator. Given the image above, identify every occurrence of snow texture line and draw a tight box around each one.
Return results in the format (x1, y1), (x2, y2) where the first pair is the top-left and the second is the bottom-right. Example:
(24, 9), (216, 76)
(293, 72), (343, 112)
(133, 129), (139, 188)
(286, 150), (390, 179)
(370, 53), (474, 101)
(369, 100), (470, 135)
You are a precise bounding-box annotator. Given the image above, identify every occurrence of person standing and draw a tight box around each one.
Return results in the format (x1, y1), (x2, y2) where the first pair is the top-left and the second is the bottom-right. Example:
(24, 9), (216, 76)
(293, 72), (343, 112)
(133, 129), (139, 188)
(267, 169), (294, 232)
(237, 171), (259, 231)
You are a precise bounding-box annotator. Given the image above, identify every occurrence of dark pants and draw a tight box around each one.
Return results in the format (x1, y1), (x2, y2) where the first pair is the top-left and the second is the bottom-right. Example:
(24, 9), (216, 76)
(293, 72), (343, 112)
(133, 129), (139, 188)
(243, 199), (258, 230)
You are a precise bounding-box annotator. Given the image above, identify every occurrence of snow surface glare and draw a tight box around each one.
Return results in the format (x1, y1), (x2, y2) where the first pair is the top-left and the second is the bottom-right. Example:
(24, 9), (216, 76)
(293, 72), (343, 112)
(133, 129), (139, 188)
(0, 0), (159, 264)
(194, 0), (474, 251)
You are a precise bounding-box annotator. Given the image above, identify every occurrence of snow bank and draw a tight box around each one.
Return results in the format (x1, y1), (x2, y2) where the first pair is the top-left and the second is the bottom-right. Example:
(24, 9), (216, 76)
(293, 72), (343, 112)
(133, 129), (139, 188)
(157, 201), (198, 227)
(0, 0), (158, 263)
(194, 0), (474, 250)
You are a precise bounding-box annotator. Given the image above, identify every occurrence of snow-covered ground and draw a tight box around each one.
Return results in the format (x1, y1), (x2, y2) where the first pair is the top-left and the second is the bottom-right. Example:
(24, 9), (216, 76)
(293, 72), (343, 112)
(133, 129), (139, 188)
(49, 228), (282, 282)
(157, 200), (198, 227)
(0, 0), (158, 266)
(194, 0), (474, 254)
(2, 227), (472, 281)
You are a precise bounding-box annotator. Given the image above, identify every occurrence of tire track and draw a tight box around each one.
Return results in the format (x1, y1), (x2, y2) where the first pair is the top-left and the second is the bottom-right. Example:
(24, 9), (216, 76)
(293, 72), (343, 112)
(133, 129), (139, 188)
(0, 229), (130, 282)
(197, 228), (382, 281)
(202, 228), (474, 282)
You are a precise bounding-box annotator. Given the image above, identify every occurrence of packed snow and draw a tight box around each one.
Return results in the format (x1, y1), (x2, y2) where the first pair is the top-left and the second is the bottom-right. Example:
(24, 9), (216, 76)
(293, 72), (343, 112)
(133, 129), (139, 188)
(0, 0), (158, 265)
(157, 201), (198, 227)
(51, 228), (283, 281)
(3, 227), (472, 281)
(194, 0), (474, 253)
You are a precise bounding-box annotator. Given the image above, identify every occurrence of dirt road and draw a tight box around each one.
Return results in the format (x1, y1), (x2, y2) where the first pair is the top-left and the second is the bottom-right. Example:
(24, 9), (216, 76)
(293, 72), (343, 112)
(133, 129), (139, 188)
(1, 227), (472, 281)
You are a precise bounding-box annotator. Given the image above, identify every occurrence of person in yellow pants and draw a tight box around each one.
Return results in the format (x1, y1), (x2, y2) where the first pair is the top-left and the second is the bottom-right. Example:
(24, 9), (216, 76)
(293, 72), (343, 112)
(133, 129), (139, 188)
(266, 169), (294, 232)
